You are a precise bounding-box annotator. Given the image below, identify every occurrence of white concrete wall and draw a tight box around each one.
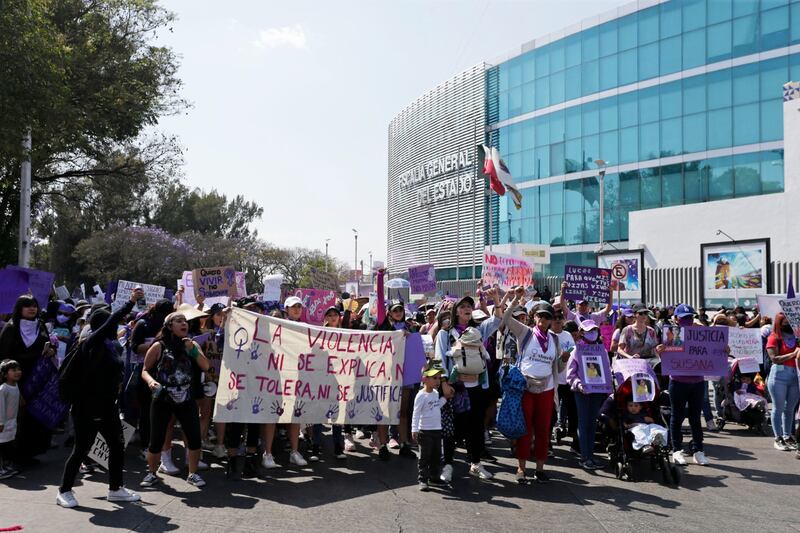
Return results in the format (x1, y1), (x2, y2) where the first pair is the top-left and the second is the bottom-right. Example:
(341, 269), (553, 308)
(628, 93), (800, 270)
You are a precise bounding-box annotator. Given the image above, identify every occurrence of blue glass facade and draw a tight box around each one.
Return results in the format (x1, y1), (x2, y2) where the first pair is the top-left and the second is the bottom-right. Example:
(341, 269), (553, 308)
(487, 0), (797, 275)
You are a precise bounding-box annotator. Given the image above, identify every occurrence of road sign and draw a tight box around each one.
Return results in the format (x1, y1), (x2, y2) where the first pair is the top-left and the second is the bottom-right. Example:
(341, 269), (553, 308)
(611, 263), (627, 281)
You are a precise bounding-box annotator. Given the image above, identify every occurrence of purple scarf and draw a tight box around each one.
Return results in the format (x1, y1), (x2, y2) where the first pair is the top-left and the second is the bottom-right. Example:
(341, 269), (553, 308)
(533, 326), (549, 353)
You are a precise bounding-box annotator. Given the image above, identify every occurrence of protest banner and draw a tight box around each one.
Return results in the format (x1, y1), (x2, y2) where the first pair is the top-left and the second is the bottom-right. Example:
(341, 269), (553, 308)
(563, 265), (611, 304)
(757, 294), (783, 321)
(182, 270), (246, 306)
(54, 285), (70, 300)
(612, 358), (656, 384)
(660, 326), (729, 377)
(0, 268), (31, 313)
(408, 264), (436, 294)
(192, 266), (237, 300)
(309, 268), (339, 291)
(631, 372), (656, 402)
(600, 324), (615, 352)
(263, 274), (284, 302)
(113, 280), (165, 312)
(212, 308), (406, 425)
(6, 266), (55, 308)
(576, 343), (612, 393)
(22, 356), (68, 430)
(728, 326), (763, 363)
(736, 357), (760, 374)
(294, 288), (338, 326)
(779, 298), (800, 328)
(87, 420), (136, 469)
(481, 251), (533, 290)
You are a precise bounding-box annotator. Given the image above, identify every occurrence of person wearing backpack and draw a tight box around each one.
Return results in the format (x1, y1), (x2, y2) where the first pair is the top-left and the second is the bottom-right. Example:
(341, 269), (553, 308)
(502, 289), (566, 484)
(56, 288), (145, 509)
(435, 288), (506, 482)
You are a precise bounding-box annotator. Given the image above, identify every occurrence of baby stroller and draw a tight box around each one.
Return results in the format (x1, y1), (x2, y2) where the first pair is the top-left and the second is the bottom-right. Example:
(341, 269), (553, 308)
(599, 377), (680, 486)
(715, 359), (770, 435)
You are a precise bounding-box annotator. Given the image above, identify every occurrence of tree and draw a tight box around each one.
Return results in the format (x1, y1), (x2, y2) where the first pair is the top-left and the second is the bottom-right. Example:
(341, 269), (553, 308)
(0, 0), (186, 265)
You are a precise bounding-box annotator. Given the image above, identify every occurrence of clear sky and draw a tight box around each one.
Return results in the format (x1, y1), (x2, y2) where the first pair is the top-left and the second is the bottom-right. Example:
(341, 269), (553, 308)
(156, 0), (623, 271)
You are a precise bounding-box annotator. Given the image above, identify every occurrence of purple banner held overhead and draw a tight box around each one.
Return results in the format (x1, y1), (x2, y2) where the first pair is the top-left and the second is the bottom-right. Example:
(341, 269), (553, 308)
(563, 265), (611, 305)
(576, 343), (613, 393)
(6, 266), (54, 308)
(660, 326), (730, 377)
(0, 269), (31, 314)
(408, 264), (436, 294)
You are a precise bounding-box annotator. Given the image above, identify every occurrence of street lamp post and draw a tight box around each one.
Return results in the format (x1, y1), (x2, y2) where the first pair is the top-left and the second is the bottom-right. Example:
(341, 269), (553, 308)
(352, 229), (358, 296)
(595, 159), (608, 254)
(324, 238), (330, 272)
(368, 250), (373, 286)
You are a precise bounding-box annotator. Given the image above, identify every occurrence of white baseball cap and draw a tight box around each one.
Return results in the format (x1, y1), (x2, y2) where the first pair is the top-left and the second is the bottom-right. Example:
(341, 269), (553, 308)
(284, 296), (304, 308)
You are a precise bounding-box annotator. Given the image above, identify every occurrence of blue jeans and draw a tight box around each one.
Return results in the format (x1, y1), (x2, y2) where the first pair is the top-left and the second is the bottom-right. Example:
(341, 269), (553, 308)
(669, 380), (704, 453)
(574, 392), (606, 462)
(766, 364), (800, 438)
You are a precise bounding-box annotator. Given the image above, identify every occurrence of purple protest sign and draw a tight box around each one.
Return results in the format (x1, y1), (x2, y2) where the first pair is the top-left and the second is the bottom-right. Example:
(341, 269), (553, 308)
(408, 264), (436, 294)
(402, 332), (428, 386)
(612, 358), (656, 384)
(563, 265), (611, 305)
(600, 324), (615, 352)
(0, 269), (31, 314)
(6, 266), (54, 308)
(294, 288), (337, 326)
(660, 326), (729, 377)
(576, 343), (613, 393)
(22, 356), (69, 430)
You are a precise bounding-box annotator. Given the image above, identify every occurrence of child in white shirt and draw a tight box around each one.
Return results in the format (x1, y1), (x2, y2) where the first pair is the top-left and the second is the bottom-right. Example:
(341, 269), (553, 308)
(412, 366), (452, 491)
(0, 359), (22, 480)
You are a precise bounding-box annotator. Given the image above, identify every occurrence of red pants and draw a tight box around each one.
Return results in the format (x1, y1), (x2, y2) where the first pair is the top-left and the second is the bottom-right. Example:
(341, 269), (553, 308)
(516, 389), (555, 463)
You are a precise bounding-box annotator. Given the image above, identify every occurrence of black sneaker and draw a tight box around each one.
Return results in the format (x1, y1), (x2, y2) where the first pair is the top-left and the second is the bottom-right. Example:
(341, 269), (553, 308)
(784, 437), (798, 450)
(398, 444), (416, 458)
(378, 445), (390, 461)
(242, 454), (259, 479)
(334, 444), (346, 460)
(534, 470), (550, 483)
(774, 437), (792, 451)
(481, 450), (498, 462)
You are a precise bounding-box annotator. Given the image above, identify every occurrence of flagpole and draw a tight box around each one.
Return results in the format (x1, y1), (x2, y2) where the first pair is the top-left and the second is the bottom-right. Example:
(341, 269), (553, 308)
(488, 130), (494, 252)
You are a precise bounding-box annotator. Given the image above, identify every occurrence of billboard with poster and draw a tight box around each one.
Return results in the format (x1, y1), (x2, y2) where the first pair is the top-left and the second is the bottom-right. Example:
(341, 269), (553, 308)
(700, 239), (770, 309)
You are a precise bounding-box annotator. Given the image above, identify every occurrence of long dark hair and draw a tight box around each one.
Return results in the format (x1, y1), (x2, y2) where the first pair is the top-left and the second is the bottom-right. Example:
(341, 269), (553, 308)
(154, 314), (188, 356)
(11, 295), (40, 326)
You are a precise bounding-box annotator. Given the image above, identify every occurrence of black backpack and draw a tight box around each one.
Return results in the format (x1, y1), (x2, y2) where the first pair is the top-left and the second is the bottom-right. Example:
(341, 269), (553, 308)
(58, 339), (86, 403)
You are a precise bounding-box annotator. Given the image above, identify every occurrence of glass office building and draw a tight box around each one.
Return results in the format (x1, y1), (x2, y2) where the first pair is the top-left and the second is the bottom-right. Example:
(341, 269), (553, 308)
(486, 0), (797, 276)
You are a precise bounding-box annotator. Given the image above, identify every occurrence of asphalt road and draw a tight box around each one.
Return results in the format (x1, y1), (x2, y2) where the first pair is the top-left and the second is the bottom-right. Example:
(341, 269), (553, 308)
(1, 423), (798, 532)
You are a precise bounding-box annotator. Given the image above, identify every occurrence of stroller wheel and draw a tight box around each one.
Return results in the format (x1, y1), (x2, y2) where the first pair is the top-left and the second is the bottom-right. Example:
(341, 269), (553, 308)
(623, 464), (634, 482)
(715, 418), (726, 431)
(670, 465), (681, 486)
(759, 421), (771, 437)
(659, 456), (673, 485)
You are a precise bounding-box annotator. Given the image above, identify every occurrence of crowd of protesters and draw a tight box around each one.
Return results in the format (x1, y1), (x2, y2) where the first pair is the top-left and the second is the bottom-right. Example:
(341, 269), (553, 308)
(0, 270), (797, 508)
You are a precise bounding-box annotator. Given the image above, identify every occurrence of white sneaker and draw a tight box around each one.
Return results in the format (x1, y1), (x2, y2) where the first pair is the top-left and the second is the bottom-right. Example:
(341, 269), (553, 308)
(107, 487), (141, 502)
(440, 464), (454, 483)
(261, 453), (279, 469)
(672, 451), (687, 465)
(158, 450), (179, 475)
(369, 434), (379, 449)
(705, 419), (715, 431)
(693, 451), (709, 465)
(56, 490), (78, 508)
(484, 430), (492, 446)
(469, 463), (493, 480)
(212, 444), (226, 459)
(355, 429), (367, 439)
(344, 434), (356, 452)
(140, 472), (161, 487)
(289, 450), (308, 467)
(388, 438), (400, 449)
(186, 473), (206, 487)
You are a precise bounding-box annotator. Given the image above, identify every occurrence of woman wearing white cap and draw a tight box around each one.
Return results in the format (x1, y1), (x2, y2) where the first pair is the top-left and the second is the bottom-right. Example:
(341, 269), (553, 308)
(260, 296), (309, 469)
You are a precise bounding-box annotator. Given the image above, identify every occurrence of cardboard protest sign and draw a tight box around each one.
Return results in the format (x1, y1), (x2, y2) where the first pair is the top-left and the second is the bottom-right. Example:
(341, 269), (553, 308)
(481, 251), (533, 290)
(408, 264), (436, 294)
(294, 288), (337, 326)
(728, 326), (763, 363)
(563, 265), (611, 304)
(6, 266), (54, 308)
(612, 358), (656, 384)
(192, 266), (237, 300)
(54, 285), (70, 300)
(576, 343), (612, 393)
(212, 308), (406, 425)
(779, 298), (800, 328)
(631, 372), (655, 402)
(600, 324), (615, 352)
(113, 280), (165, 312)
(309, 268), (339, 291)
(0, 268), (31, 313)
(88, 420), (136, 469)
(757, 294), (783, 321)
(263, 274), (284, 302)
(660, 326), (729, 377)
(736, 357), (760, 374)
(182, 270), (245, 306)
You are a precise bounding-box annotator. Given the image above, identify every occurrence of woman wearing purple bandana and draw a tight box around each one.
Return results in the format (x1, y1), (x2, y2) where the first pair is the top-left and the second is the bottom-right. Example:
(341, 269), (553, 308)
(668, 304), (710, 466)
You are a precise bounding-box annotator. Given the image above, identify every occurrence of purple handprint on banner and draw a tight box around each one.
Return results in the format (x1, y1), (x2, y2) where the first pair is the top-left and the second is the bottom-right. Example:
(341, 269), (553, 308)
(293, 400), (306, 418)
(325, 404), (339, 420)
(371, 406), (384, 422)
(250, 342), (262, 361)
(346, 400), (358, 420)
(252, 396), (264, 414)
(225, 397), (239, 411)
(224, 267), (236, 287)
(270, 400), (284, 416)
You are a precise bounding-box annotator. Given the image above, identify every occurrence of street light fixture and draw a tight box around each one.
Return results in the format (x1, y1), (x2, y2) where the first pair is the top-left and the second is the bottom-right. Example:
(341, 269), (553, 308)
(595, 159), (609, 255)
(324, 238), (331, 271)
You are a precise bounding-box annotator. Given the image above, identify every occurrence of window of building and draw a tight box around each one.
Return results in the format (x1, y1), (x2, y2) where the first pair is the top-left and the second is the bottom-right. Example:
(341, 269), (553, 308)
(683, 28), (707, 69)
(733, 102), (759, 146)
(618, 13), (638, 51)
(707, 107), (732, 149)
(618, 48), (638, 86)
(760, 150), (784, 193)
(600, 20), (618, 57)
(733, 152), (761, 197)
(707, 21), (732, 62)
(761, 6), (790, 50)
(732, 14), (759, 56)
(707, 156), (734, 200)
(660, 35), (682, 76)
(683, 112), (706, 153)
(683, 0), (707, 32)
(638, 42), (660, 81)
